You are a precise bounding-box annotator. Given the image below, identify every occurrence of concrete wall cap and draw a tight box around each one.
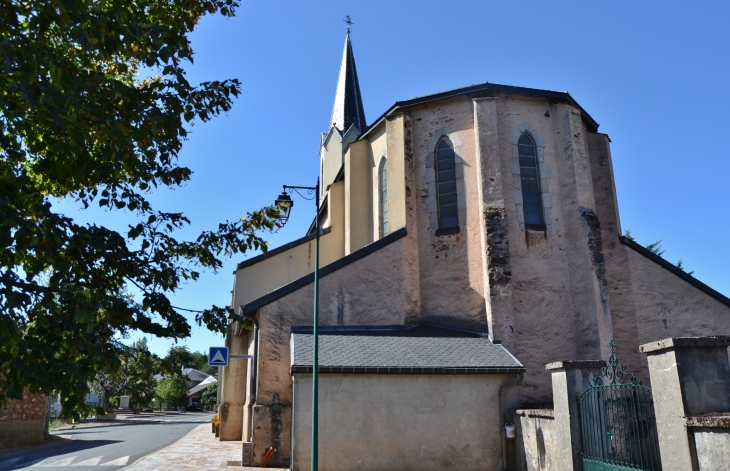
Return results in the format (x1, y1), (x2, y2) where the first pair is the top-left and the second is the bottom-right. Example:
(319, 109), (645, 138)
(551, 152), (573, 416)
(686, 414), (730, 429)
(514, 409), (554, 419)
(545, 360), (606, 371)
(639, 336), (730, 353)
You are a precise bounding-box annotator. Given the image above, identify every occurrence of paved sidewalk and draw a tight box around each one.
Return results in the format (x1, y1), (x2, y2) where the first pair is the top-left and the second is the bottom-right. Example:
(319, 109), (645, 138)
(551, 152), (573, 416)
(122, 423), (288, 471)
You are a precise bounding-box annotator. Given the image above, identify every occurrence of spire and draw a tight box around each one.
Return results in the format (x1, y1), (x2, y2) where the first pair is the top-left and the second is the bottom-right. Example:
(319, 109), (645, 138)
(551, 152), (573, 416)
(330, 29), (366, 133)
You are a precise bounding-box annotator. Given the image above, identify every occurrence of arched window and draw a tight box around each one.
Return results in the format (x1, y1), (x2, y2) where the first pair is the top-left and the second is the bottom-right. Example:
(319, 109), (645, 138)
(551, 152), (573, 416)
(436, 138), (458, 229)
(518, 133), (544, 227)
(379, 157), (388, 237)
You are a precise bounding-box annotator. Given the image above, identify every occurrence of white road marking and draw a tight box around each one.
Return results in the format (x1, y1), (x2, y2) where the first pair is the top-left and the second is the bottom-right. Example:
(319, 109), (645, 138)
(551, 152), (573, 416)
(32, 456), (76, 467)
(0, 457), (22, 467)
(99, 456), (129, 466)
(73, 456), (103, 466)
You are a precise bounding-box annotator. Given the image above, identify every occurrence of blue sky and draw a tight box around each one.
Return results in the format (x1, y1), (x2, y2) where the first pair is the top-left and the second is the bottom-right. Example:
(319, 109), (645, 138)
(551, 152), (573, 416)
(55, 1), (730, 357)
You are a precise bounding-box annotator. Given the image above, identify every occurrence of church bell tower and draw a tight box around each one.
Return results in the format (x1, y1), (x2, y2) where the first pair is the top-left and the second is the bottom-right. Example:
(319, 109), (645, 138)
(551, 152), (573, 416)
(320, 28), (366, 198)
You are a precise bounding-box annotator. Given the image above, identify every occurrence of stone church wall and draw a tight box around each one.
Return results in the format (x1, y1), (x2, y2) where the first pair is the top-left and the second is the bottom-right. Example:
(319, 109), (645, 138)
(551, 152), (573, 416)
(625, 246), (730, 381)
(0, 388), (47, 450)
(410, 97), (488, 332)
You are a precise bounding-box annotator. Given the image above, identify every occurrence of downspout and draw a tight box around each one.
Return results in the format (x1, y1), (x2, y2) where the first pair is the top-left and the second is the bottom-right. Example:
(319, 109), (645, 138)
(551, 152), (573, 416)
(239, 307), (259, 440)
(499, 372), (524, 471)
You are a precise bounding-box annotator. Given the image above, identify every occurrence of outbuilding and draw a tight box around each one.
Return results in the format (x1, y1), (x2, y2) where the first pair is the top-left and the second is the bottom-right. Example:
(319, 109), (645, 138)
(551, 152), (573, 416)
(289, 324), (524, 471)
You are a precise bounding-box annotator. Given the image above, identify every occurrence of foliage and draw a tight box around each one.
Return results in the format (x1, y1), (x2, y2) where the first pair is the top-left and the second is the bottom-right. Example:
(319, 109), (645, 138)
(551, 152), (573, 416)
(123, 338), (157, 408)
(624, 230), (696, 276)
(200, 381), (218, 411)
(161, 346), (195, 374)
(191, 351), (218, 376)
(676, 259), (694, 276)
(160, 345), (217, 375)
(90, 371), (128, 406)
(645, 240), (665, 257)
(155, 373), (189, 403)
(0, 0), (282, 417)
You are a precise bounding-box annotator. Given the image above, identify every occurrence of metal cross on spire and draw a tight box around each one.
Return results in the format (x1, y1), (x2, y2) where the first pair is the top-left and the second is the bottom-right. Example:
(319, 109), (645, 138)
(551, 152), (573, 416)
(343, 15), (354, 30)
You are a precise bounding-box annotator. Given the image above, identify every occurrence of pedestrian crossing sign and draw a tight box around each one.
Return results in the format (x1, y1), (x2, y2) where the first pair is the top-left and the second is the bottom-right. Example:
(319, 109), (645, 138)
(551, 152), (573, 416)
(208, 346), (228, 367)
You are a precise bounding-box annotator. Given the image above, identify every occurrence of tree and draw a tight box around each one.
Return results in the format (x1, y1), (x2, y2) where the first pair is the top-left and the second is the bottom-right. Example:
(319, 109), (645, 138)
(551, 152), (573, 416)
(645, 240), (665, 257)
(123, 338), (157, 408)
(0, 0), (280, 417)
(90, 371), (128, 408)
(676, 259), (694, 276)
(163, 346), (196, 374)
(624, 230), (696, 276)
(155, 374), (189, 404)
(200, 382), (218, 411)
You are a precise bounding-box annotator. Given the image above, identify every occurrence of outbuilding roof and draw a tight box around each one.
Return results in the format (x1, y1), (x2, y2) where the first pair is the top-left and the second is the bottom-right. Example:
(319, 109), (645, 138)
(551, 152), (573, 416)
(290, 324), (524, 374)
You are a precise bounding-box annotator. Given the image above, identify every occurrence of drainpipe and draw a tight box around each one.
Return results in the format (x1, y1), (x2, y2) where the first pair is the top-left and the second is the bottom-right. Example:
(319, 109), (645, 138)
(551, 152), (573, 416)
(499, 372), (524, 471)
(239, 307), (259, 440)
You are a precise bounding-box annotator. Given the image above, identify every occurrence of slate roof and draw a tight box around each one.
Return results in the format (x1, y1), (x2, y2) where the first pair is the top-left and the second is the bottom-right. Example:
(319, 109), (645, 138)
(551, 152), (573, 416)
(359, 82), (600, 139)
(330, 29), (366, 133)
(290, 324), (524, 374)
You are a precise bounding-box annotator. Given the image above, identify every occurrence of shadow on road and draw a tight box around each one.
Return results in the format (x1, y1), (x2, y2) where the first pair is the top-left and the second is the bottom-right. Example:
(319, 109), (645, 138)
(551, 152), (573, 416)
(0, 440), (123, 470)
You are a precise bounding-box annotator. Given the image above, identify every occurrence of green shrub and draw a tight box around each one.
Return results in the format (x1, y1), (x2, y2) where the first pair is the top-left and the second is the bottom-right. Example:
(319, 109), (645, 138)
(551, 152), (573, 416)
(201, 383), (218, 411)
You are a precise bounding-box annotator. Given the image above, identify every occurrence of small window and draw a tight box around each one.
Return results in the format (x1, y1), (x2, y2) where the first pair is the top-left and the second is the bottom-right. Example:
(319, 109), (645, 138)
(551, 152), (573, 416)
(518, 134), (544, 227)
(436, 138), (458, 229)
(379, 157), (388, 237)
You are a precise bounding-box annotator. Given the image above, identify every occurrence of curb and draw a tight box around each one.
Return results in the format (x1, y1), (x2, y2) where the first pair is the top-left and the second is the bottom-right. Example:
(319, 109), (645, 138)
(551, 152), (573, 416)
(53, 420), (163, 432)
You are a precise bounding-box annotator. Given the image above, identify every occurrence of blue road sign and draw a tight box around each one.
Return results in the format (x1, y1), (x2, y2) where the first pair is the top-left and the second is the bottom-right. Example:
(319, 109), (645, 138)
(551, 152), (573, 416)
(209, 346), (229, 367)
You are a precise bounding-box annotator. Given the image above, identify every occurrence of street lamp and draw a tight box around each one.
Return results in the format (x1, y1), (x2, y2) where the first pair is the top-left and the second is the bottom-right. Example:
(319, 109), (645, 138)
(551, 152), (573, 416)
(274, 179), (321, 471)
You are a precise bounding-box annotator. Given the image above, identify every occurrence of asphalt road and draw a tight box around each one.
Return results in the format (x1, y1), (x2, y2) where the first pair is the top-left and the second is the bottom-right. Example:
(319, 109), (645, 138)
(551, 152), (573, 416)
(0, 412), (214, 470)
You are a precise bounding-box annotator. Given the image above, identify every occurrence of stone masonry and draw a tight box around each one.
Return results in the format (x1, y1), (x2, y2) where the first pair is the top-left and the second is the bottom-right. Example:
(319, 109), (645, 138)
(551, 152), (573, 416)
(0, 388), (47, 450)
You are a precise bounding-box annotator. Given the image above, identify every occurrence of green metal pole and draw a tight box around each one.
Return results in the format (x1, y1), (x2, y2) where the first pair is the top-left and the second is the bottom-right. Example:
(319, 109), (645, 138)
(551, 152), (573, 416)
(312, 178), (320, 471)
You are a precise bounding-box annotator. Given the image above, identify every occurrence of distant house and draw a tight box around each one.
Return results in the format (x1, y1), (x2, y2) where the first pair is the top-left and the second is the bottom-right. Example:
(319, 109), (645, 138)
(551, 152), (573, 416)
(49, 392), (101, 417)
(181, 367), (217, 402)
(187, 375), (217, 402)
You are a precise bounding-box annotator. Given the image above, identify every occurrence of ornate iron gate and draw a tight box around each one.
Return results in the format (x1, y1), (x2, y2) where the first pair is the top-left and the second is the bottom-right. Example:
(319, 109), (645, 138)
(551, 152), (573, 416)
(578, 341), (662, 471)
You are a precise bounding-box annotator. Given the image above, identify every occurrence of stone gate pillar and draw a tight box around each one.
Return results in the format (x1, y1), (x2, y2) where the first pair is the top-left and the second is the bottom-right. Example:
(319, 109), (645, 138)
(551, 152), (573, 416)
(547, 360), (606, 471)
(640, 336), (730, 471)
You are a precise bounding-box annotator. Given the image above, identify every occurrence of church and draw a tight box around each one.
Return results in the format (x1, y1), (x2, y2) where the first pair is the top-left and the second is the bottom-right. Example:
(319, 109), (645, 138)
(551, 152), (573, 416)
(218, 30), (730, 470)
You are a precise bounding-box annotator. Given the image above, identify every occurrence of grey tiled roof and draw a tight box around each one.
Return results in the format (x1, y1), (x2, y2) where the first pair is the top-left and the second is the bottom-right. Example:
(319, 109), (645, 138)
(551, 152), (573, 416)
(290, 330), (524, 375)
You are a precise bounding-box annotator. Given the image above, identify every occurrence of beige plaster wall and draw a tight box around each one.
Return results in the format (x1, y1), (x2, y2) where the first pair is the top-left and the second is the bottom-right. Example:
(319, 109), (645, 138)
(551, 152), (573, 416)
(292, 373), (514, 471)
(219, 326), (249, 441)
(368, 124), (387, 241)
(386, 114), (408, 233)
(345, 140), (371, 254)
(246, 236), (418, 467)
(0, 388), (47, 450)
(232, 187), (346, 309)
(409, 98), (488, 331)
(320, 131), (343, 201)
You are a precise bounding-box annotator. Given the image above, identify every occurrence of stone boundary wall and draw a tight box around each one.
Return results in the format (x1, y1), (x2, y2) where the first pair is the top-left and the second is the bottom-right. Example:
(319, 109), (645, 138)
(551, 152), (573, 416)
(514, 409), (556, 471)
(687, 415), (730, 471)
(0, 388), (47, 450)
